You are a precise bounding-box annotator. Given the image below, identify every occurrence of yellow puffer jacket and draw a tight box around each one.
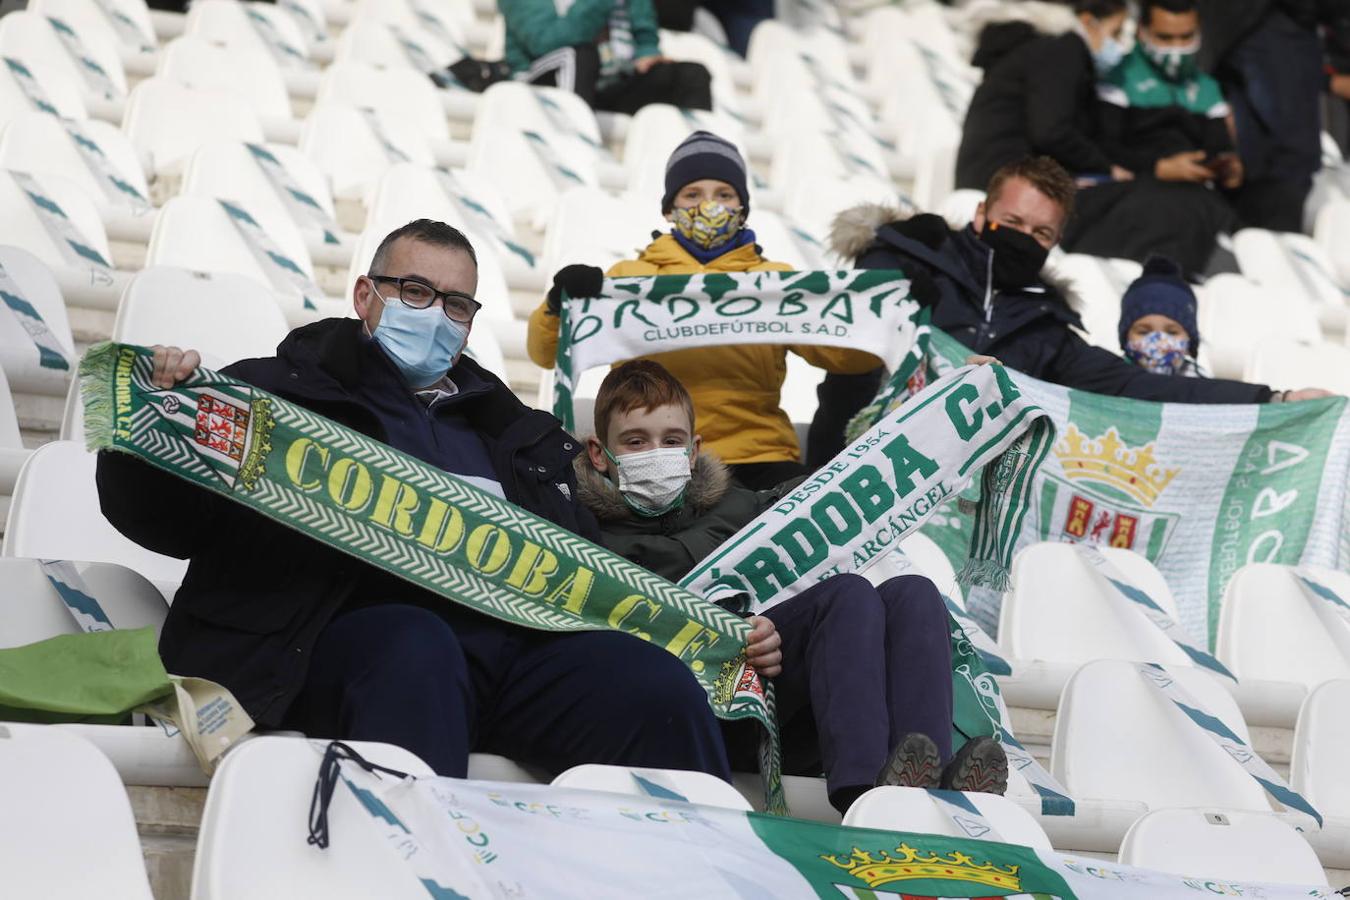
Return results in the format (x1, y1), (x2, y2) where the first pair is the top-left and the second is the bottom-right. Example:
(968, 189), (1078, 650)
(527, 234), (882, 465)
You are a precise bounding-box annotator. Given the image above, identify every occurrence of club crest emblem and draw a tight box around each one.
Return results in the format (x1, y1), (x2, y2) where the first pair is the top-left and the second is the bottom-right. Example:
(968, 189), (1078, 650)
(195, 394), (249, 462)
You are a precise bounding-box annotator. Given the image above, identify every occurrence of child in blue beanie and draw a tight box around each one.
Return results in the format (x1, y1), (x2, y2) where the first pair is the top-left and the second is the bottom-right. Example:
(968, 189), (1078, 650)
(1118, 256), (1204, 377)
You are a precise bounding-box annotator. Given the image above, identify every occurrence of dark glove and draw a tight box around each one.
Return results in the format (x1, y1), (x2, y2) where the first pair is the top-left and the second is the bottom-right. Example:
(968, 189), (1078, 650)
(907, 268), (941, 308)
(889, 213), (951, 251)
(545, 264), (605, 315)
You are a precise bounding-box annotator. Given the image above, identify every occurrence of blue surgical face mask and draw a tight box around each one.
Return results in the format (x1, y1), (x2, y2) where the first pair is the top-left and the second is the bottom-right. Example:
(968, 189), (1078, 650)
(369, 283), (469, 387)
(1093, 34), (1127, 75)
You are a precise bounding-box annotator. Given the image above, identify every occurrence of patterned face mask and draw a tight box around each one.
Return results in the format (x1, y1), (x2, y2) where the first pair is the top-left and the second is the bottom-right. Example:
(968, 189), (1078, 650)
(670, 201), (744, 252)
(1125, 330), (1190, 375)
(1142, 37), (1201, 81)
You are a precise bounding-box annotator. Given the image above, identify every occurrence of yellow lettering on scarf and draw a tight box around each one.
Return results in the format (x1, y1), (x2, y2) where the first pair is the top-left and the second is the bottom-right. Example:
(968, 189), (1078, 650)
(607, 595), (661, 641)
(327, 458), (372, 512)
(370, 474), (421, 536)
(466, 523), (513, 576)
(284, 438), (328, 492)
(504, 541), (559, 595)
(544, 566), (594, 615)
(417, 498), (466, 554)
(664, 620), (720, 674)
(114, 347), (136, 439)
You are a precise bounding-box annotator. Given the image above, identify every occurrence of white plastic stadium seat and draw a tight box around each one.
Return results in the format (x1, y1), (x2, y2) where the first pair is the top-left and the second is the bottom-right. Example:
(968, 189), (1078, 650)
(0, 365), (30, 501)
(541, 186), (666, 279)
(1245, 339), (1350, 395)
(552, 763), (752, 811)
(331, 11), (461, 74)
(0, 245), (76, 397)
(1053, 660), (1275, 816)
(1198, 274), (1321, 379)
(1217, 564), (1350, 702)
(1291, 679), (1350, 866)
(122, 78), (265, 180)
(1314, 197), (1350, 286)
(0, 12), (115, 114)
(1119, 808), (1326, 886)
(844, 786), (1052, 850)
(185, 0), (314, 70)
(1233, 228), (1348, 336)
(998, 543), (1189, 710)
(30, 0), (157, 59)
(0, 170), (118, 308)
(157, 35), (294, 124)
(2, 441), (189, 595)
(620, 103), (746, 206)
(0, 557), (168, 648)
(0, 33), (87, 129)
(0, 723), (155, 900)
(112, 267), (290, 370)
(0, 111), (151, 219)
(191, 736), (435, 900)
(299, 101), (436, 203)
(315, 63), (453, 154)
(1045, 254), (1141, 352)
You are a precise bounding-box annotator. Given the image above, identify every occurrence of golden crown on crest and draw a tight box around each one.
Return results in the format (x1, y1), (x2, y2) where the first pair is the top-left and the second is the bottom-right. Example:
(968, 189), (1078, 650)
(821, 844), (1022, 891)
(1054, 424), (1178, 507)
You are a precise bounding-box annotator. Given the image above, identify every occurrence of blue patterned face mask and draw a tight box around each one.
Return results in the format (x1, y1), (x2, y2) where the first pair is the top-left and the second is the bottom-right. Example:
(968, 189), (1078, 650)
(670, 200), (744, 252)
(1125, 331), (1190, 375)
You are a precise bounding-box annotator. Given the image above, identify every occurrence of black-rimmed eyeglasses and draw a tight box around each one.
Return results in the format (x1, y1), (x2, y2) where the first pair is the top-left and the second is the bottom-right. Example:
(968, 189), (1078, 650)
(369, 275), (481, 323)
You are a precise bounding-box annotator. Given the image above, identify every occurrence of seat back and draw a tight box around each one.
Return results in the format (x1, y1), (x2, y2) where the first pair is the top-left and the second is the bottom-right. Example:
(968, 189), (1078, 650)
(299, 101), (435, 202)
(0, 112), (150, 216)
(1245, 339), (1350, 394)
(112, 267), (290, 370)
(1217, 563), (1350, 691)
(1314, 196), (1350, 285)
(123, 77), (265, 178)
(191, 736), (435, 900)
(316, 62), (450, 145)
(621, 103), (747, 205)
(1198, 274), (1322, 379)
(1119, 807), (1326, 885)
(0, 12), (107, 112)
(1052, 659), (1271, 811)
(158, 35), (292, 120)
(2, 440), (189, 590)
(0, 557), (168, 648)
(0, 364), (21, 449)
(331, 13), (460, 73)
(540, 186), (664, 279)
(0, 723), (154, 899)
(551, 763), (752, 811)
(1291, 678), (1350, 819)
(0, 170), (113, 275)
(0, 244), (75, 396)
(843, 785), (1053, 850)
(999, 542), (1188, 667)
(30, 0), (156, 56)
(184, 0), (312, 69)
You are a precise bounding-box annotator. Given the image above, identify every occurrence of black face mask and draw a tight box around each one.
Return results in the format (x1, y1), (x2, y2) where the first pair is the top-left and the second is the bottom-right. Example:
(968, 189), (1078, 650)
(980, 221), (1050, 288)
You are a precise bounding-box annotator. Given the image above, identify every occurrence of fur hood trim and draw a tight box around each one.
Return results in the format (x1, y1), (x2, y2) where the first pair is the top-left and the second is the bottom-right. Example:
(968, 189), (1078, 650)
(574, 451), (732, 522)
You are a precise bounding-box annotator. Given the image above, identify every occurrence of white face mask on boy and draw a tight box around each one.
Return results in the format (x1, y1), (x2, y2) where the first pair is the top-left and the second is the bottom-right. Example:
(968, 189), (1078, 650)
(605, 446), (693, 516)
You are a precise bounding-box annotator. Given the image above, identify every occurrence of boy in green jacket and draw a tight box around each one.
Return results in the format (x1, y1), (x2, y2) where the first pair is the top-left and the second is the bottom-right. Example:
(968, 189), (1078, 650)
(500, 0), (712, 112)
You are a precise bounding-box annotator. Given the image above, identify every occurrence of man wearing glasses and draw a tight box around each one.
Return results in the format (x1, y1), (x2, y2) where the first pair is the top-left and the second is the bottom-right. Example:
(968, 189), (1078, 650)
(95, 220), (732, 783)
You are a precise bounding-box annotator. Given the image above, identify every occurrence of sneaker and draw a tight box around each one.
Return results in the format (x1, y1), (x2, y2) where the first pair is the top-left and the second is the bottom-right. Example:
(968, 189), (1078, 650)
(940, 736), (1009, 795)
(875, 732), (942, 789)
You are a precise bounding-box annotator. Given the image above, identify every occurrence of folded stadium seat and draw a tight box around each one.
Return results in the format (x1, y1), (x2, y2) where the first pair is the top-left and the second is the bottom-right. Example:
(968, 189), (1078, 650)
(181, 140), (349, 270)
(1050, 658), (1287, 853)
(534, 366), (608, 436)
(30, 0), (159, 62)
(0, 245), (77, 401)
(939, 188), (984, 230)
(0, 366), (28, 503)
(1292, 679), (1350, 867)
(0, 170), (127, 312)
(3, 441), (188, 596)
(655, 29), (749, 121)
(273, 0), (330, 52)
(902, 1), (971, 64)
(0, 19), (89, 129)
(997, 542), (1191, 712)
(0, 722), (155, 900)
(1233, 229), (1348, 338)
(1119, 808), (1327, 885)
(466, 82), (605, 231)
(0, 557), (168, 648)
(911, 124), (961, 213)
(744, 209), (830, 269)
(0, 11), (126, 119)
(1043, 254), (1143, 352)
(540, 186), (667, 280)
(299, 101), (437, 210)
(184, 0), (318, 80)
(1314, 198), (1350, 288)
(111, 267), (291, 370)
(122, 77), (265, 189)
(1245, 338), (1350, 395)
(191, 735), (435, 900)
(1198, 274), (1322, 380)
(0, 110), (154, 243)
(330, 12), (461, 76)
(157, 36), (296, 141)
(552, 763), (754, 811)
(844, 785), (1053, 849)
(352, 165), (522, 360)
(1216, 564), (1350, 729)
(315, 63), (463, 170)
(620, 104), (748, 205)
(780, 169), (903, 243)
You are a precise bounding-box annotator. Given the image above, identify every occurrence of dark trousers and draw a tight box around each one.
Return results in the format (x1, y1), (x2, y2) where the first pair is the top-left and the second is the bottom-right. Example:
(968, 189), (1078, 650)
(282, 604), (732, 781)
(806, 368), (885, 470)
(525, 43), (712, 113)
(702, 0), (774, 57)
(727, 460), (810, 491)
(730, 574), (954, 811)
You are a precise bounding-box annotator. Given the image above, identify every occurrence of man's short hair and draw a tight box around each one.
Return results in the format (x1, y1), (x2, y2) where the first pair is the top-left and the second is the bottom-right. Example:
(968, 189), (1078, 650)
(368, 219), (478, 276)
(1140, 0), (1198, 27)
(986, 156), (1077, 222)
(593, 360), (696, 443)
(1074, 0), (1126, 17)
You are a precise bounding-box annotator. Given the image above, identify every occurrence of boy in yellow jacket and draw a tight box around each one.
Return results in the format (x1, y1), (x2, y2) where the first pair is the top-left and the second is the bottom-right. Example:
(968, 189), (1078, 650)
(527, 131), (881, 489)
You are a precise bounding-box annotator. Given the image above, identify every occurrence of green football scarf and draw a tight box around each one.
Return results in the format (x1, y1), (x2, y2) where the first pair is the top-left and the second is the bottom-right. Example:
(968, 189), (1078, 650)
(80, 342), (786, 813)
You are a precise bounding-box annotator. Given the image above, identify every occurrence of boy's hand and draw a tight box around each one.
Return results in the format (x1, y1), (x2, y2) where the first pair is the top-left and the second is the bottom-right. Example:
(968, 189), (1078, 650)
(745, 615), (782, 678)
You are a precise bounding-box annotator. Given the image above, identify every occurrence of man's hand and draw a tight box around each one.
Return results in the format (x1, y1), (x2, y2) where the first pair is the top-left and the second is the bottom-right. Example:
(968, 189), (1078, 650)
(634, 55), (671, 75)
(966, 354), (1002, 366)
(744, 615), (783, 678)
(1281, 388), (1335, 402)
(1155, 150), (1214, 183)
(1110, 164), (1134, 182)
(545, 264), (605, 315)
(150, 345), (201, 389)
(1211, 153), (1244, 190)
(1332, 73), (1350, 101)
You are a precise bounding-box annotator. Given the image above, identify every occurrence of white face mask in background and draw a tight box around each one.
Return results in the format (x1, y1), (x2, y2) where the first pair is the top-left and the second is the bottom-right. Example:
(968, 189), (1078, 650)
(606, 446), (693, 517)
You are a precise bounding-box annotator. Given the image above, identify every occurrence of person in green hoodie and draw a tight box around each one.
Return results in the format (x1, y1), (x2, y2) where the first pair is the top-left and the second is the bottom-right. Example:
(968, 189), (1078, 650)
(500, 0), (713, 113)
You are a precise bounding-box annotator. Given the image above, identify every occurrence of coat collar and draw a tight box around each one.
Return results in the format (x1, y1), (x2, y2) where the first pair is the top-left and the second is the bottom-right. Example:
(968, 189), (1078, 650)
(574, 450), (732, 523)
(638, 233), (774, 271)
